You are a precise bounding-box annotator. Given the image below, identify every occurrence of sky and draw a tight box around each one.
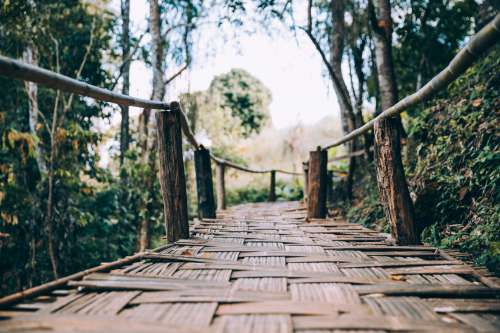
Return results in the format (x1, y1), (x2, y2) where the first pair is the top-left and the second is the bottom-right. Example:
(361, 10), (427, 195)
(110, 0), (342, 130)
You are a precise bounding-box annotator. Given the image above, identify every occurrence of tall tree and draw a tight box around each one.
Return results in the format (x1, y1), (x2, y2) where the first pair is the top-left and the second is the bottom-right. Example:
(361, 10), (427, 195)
(302, 0), (367, 199)
(369, 0), (417, 244)
(119, 0), (130, 166)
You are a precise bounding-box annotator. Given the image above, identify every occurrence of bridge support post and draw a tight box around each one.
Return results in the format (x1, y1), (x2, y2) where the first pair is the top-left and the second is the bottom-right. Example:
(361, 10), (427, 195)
(156, 102), (189, 242)
(302, 162), (309, 204)
(374, 118), (418, 245)
(307, 147), (327, 219)
(194, 146), (216, 219)
(268, 170), (276, 202)
(216, 162), (226, 210)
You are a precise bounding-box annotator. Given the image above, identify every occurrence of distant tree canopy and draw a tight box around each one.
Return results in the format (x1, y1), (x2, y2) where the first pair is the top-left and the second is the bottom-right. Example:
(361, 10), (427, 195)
(182, 69), (272, 154)
(209, 69), (272, 137)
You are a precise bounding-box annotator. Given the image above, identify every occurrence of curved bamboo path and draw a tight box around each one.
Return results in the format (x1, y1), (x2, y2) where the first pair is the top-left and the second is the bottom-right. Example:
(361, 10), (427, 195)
(0, 201), (499, 332)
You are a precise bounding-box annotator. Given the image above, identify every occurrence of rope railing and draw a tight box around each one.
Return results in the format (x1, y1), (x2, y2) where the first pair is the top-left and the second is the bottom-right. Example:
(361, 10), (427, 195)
(0, 54), (299, 177)
(175, 100), (300, 176)
(319, 14), (500, 151)
(303, 14), (500, 244)
(0, 50), (301, 239)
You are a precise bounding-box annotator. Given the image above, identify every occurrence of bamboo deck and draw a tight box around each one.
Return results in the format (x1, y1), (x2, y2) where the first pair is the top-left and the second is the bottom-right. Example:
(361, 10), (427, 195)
(1, 201), (499, 332)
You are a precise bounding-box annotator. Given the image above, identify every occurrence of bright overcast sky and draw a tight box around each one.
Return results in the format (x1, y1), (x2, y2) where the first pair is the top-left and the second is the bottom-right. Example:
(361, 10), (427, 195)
(110, 0), (341, 129)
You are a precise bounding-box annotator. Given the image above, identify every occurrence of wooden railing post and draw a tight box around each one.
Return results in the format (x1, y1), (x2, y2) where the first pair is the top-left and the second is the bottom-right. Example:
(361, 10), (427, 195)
(194, 146), (216, 219)
(307, 147), (327, 219)
(155, 102), (189, 242)
(216, 162), (226, 210)
(374, 118), (418, 245)
(302, 161), (309, 203)
(268, 170), (276, 202)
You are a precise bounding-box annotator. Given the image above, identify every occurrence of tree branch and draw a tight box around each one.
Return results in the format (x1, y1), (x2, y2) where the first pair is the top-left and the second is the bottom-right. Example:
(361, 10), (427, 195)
(110, 32), (146, 91)
(299, 26), (352, 114)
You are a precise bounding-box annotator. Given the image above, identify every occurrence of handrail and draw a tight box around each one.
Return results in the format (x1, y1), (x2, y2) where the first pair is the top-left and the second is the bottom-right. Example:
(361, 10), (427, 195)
(175, 101), (301, 176)
(0, 54), (299, 176)
(0, 55), (170, 110)
(321, 13), (500, 151)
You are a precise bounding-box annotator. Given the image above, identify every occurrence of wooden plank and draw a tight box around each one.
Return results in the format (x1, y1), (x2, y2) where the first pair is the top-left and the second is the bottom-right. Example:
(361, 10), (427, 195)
(338, 260), (461, 269)
(68, 279), (230, 292)
(292, 315), (471, 331)
(285, 255), (362, 263)
(0, 314), (201, 333)
(386, 265), (474, 275)
(216, 301), (364, 315)
(131, 290), (290, 304)
(355, 284), (500, 298)
(83, 273), (231, 287)
(288, 276), (401, 285)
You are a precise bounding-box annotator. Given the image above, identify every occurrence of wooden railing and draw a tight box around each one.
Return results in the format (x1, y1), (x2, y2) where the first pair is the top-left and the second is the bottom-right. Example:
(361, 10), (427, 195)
(303, 14), (500, 244)
(0, 14), (498, 246)
(0, 54), (299, 244)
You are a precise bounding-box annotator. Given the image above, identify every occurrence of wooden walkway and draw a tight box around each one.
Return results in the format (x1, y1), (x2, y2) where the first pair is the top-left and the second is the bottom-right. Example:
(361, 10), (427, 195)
(1, 201), (499, 332)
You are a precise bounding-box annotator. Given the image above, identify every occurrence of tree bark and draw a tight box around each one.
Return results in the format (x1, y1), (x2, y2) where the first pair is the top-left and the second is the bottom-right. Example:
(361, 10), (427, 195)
(216, 162), (226, 211)
(119, 0), (130, 166)
(194, 147), (216, 219)
(328, 0), (359, 200)
(268, 170), (276, 202)
(23, 45), (47, 176)
(329, 0), (356, 136)
(138, 0), (165, 249)
(370, 0), (418, 245)
(307, 147), (327, 219)
(156, 103), (189, 243)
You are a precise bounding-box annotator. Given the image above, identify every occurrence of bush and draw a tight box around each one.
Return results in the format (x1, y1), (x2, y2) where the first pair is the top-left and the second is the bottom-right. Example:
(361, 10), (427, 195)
(226, 179), (303, 206)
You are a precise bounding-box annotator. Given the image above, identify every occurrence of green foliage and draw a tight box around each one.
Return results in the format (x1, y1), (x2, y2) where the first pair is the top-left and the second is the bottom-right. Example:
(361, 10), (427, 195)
(346, 47), (500, 276)
(208, 69), (272, 137)
(345, 173), (387, 232)
(393, 0), (478, 97)
(226, 179), (303, 206)
(0, 0), (122, 295)
(409, 46), (500, 275)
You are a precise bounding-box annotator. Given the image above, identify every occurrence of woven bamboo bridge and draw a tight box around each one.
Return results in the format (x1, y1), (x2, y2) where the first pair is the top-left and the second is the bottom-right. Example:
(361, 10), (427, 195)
(0, 201), (499, 332)
(0, 14), (499, 333)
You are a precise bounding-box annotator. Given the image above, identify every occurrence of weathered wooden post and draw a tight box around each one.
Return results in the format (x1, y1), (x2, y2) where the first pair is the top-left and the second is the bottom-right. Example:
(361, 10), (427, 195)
(155, 102), (190, 242)
(268, 170), (276, 202)
(194, 146), (216, 219)
(374, 118), (418, 245)
(302, 161), (309, 203)
(307, 146), (327, 219)
(216, 162), (226, 210)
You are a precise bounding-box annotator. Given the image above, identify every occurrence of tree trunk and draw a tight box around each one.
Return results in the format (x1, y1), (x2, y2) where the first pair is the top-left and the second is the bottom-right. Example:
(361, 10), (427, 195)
(138, 0), (165, 249)
(119, 0), (130, 166)
(329, 0), (356, 136)
(329, 0), (358, 199)
(370, 0), (418, 245)
(22, 44), (47, 175)
(156, 104), (189, 243)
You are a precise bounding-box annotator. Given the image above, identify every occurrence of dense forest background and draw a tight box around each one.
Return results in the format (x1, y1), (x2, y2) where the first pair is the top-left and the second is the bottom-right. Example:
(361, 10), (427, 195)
(0, 0), (498, 296)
